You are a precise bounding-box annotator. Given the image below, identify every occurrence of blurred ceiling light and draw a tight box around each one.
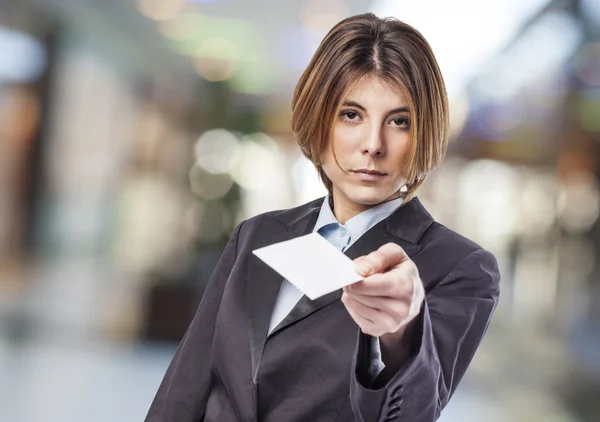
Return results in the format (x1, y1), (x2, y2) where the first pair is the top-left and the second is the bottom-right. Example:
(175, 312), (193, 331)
(159, 12), (204, 41)
(194, 58), (237, 82)
(195, 37), (237, 61)
(301, 0), (349, 35)
(193, 37), (238, 81)
(228, 59), (276, 95)
(194, 129), (240, 174)
(189, 164), (234, 200)
(518, 171), (557, 239)
(371, 0), (550, 99)
(574, 43), (600, 86)
(458, 159), (518, 242)
(557, 173), (600, 234)
(137, 0), (185, 22)
(162, 15), (270, 92)
(292, 155), (327, 204)
(0, 28), (46, 83)
(231, 133), (281, 191)
(167, 16), (256, 56)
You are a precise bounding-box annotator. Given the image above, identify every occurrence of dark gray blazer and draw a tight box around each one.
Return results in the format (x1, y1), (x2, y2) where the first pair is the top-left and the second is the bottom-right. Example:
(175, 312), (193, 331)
(146, 197), (500, 422)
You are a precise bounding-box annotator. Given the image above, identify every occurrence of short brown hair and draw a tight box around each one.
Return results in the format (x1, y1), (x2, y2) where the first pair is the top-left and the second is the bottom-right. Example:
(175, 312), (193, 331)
(291, 13), (449, 202)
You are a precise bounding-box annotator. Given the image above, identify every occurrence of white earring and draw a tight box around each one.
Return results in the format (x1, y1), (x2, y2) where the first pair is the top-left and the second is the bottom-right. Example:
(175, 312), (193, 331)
(400, 185), (408, 193)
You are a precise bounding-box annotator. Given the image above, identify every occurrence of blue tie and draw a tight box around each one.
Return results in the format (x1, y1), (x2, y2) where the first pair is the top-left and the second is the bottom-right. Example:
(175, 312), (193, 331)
(317, 222), (350, 252)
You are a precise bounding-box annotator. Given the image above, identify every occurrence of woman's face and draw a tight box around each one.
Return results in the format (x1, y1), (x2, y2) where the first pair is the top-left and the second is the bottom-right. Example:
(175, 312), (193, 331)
(321, 75), (412, 220)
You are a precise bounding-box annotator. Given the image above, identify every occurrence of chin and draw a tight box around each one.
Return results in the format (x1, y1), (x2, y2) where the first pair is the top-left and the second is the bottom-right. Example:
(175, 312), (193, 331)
(344, 185), (396, 206)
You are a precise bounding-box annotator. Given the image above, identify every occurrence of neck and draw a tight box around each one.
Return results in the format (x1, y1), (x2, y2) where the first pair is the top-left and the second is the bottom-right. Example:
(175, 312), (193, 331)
(330, 190), (400, 225)
(331, 199), (368, 225)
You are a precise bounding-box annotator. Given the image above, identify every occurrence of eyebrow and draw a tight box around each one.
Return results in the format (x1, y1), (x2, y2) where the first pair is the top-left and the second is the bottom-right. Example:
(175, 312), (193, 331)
(341, 101), (410, 115)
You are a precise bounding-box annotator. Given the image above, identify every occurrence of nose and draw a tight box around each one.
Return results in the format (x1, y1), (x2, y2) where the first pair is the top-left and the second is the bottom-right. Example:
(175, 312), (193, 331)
(361, 124), (385, 157)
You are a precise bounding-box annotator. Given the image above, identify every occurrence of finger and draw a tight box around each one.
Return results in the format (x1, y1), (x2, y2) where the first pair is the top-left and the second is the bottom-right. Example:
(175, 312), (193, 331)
(354, 243), (409, 276)
(342, 292), (396, 336)
(348, 267), (414, 297)
(342, 292), (375, 324)
(343, 292), (396, 329)
(345, 291), (410, 320)
(344, 304), (380, 336)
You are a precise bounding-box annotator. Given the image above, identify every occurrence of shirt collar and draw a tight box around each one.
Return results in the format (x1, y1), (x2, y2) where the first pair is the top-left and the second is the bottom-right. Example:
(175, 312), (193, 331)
(312, 195), (404, 240)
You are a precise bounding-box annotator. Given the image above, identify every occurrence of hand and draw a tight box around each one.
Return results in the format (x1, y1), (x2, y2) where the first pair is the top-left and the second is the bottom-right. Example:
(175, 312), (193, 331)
(341, 243), (424, 338)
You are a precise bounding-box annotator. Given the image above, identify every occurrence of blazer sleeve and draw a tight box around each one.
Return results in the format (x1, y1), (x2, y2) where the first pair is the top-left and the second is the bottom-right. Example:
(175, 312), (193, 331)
(349, 248), (501, 422)
(145, 222), (243, 422)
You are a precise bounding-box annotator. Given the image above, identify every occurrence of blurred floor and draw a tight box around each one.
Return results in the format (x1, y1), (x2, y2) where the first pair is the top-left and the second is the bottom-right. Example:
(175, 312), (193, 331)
(0, 334), (173, 422)
(0, 329), (580, 422)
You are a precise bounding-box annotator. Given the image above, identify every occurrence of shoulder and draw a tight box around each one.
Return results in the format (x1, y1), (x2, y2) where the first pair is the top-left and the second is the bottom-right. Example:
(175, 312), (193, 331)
(408, 202), (499, 288)
(422, 221), (500, 298)
(251, 197), (323, 225)
(391, 197), (486, 261)
(421, 220), (483, 259)
(425, 221), (498, 269)
(234, 197), (324, 240)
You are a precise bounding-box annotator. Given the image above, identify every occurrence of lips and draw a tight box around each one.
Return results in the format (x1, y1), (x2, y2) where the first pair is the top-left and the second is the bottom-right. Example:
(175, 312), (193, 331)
(353, 169), (386, 176)
(352, 169), (386, 181)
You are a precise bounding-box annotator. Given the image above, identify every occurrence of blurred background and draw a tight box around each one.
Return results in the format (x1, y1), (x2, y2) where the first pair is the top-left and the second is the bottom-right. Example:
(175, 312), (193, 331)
(0, 0), (599, 420)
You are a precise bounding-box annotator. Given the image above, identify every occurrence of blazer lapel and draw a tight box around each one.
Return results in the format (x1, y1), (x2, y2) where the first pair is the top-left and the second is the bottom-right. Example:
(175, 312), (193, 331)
(246, 200), (321, 382)
(269, 197), (433, 336)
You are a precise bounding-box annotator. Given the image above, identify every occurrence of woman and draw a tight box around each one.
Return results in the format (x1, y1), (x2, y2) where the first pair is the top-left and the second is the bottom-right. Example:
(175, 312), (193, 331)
(146, 13), (500, 422)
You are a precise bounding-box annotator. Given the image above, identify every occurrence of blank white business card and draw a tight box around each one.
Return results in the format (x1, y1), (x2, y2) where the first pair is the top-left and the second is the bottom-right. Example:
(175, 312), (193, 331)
(252, 232), (364, 300)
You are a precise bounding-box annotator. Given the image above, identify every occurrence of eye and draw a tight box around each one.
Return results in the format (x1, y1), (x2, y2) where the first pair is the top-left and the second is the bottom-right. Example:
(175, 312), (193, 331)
(390, 116), (410, 129)
(340, 110), (362, 123)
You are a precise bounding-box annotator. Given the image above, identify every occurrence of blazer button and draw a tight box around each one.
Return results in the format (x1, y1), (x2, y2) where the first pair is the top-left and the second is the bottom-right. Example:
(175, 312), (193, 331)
(389, 397), (403, 408)
(391, 384), (404, 398)
(384, 406), (402, 420)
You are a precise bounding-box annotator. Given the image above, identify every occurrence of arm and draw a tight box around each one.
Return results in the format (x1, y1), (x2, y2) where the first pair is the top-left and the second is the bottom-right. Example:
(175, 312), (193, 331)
(145, 222), (243, 422)
(349, 249), (500, 422)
